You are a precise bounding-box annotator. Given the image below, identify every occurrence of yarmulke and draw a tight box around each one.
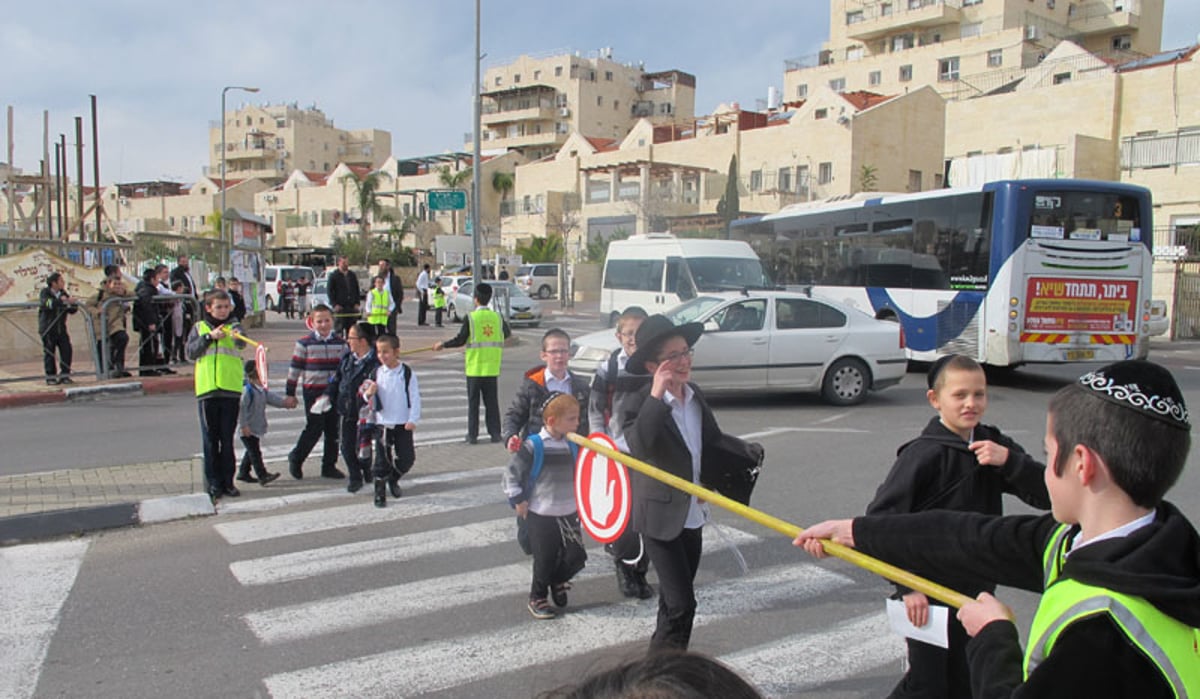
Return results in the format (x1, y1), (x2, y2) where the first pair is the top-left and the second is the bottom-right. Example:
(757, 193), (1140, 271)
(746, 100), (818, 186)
(1076, 360), (1189, 430)
(927, 355), (956, 389)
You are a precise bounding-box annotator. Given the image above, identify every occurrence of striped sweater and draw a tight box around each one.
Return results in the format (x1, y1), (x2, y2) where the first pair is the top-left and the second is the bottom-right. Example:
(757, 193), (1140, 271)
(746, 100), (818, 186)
(285, 331), (348, 398)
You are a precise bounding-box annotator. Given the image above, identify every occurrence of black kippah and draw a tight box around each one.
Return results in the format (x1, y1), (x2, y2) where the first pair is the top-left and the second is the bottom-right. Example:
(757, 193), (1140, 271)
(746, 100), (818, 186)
(1076, 360), (1190, 430)
(927, 355), (955, 390)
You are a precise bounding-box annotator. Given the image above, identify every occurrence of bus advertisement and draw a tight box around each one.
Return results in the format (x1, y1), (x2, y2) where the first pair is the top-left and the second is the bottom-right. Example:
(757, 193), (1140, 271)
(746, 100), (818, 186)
(730, 179), (1153, 367)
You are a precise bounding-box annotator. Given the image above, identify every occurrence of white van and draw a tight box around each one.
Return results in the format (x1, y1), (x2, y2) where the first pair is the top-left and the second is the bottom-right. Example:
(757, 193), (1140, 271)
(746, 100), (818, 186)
(514, 263), (560, 299)
(599, 233), (771, 325)
(264, 265), (316, 311)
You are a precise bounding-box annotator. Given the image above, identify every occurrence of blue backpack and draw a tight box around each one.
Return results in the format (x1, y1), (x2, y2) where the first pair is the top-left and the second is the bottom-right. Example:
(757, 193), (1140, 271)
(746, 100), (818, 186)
(516, 434), (579, 555)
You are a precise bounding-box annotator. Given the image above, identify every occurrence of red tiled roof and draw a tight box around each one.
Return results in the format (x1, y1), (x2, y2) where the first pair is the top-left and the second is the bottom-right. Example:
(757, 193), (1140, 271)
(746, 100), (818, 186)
(585, 136), (619, 152)
(213, 178), (245, 190)
(839, 90), (893, 111)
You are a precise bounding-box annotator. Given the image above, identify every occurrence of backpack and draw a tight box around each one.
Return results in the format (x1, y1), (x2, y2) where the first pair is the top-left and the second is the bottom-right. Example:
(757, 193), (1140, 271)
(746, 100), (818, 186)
(516, 434), (580, 555)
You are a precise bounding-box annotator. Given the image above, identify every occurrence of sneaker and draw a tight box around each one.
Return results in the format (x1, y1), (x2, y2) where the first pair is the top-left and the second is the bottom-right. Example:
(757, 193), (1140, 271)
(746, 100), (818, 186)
(321, 467), (346, 480)
(527, 598), (556, 620)
(236, 473), (259, 484)
(259, 472), (281, 486)
(551, 582), (571, 608)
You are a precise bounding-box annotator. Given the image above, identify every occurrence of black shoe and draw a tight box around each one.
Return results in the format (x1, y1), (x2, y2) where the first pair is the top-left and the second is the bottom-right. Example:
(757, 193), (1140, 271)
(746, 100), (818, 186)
(347, 480), (363, 493)
(158, 367), (177, 375)
(223, 486), (241, 497)
(632, 570), (655, 600)
(208, 487), (223, 502)
(362, 470), (374, 484)
(321, 468), (346, 480)
(288, 459), (303, 480)
(58, 376), (74, 384)
(374, 480), (387, 508)
(616, 562), (640, 598)
(116, 371), (132, 378)
(236, 473), (258, 483)
(46, 377), (59, 385)
(388, 479), (402, 498)
(259, 472), (281, 486)
(465, 436), (478, 445)
(490, 435), (503, 443)
(551, 582), (570, 608)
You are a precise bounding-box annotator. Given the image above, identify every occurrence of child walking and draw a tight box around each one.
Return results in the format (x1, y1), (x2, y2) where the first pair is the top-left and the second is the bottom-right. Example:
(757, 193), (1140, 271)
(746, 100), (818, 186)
(503, 392), (588, 620)
(237, 359), (286, 486)
(185, 289), (247, 501)
(362, 333), (420, 508)
(864, 354), (1051, 699)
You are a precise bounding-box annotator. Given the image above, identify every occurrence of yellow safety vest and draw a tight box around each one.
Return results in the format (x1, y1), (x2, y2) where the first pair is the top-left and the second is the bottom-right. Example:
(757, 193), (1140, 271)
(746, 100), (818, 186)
(464, 307), (503, 377)
(432, 288), (446, 309)
(1025, 524), (1200, 696)
(194, 320), (244, 396)
(368, 288), (391, 325)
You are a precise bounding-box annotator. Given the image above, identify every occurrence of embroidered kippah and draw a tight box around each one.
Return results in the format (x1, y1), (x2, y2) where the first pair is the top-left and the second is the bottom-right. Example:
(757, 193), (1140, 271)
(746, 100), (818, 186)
(1076, 360), (1190, 430)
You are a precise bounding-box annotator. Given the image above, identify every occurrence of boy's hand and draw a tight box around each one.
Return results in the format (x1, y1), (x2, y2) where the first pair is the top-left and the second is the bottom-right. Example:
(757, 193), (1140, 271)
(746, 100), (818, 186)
(515, 502), (529, 519)
(432, 341), (444, 351)
(207, 325), (226, 341)
(506, 435), (521, 453)
(404, 422), (416, 431)
(362, 379), (377, 398)
(792, 518), (855, 558)
(957, 592), (1015, 637)
(969, 440), (1009, 467)
(903, 591), (930, 628)
(650, 357), (679, 399)
(283, 396), (298, 409)
(241, 426), (250, 437)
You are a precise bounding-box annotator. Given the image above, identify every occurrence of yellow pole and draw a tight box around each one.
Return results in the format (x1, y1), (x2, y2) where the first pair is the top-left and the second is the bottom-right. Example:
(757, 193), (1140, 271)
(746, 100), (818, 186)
(399, 345), (436, 356)
(566, 432), (973, 609)
(231, 331), (260, 348)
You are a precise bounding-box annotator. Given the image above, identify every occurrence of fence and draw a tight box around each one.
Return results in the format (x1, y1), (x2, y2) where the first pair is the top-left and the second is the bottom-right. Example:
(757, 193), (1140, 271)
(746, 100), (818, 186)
(0, 301), (99, 384)
(95, 293), (201, 378)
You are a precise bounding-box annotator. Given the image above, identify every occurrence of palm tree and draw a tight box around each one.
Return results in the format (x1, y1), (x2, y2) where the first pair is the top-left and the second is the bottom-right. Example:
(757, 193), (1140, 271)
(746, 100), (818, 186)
(341, 169), (392, 266)
(438, 165), (472, 234)
(516, 234), (564, 263)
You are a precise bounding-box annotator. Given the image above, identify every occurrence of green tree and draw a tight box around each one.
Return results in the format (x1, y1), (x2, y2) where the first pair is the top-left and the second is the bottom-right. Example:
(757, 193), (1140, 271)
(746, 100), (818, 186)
(716, 154), (740, 236)
(585, 228), (629, 263)
(516, 234), (564, 263)
(438, 165), (473, 234)
(341, 170), (393, 260)
(491, 170), (514, 240)
(858, 164), (879, 192)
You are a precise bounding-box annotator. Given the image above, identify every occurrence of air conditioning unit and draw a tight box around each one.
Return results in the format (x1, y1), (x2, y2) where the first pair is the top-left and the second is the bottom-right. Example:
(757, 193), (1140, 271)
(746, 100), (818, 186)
(558, 107), (571, 117)
(1025, 25), (1042, 40)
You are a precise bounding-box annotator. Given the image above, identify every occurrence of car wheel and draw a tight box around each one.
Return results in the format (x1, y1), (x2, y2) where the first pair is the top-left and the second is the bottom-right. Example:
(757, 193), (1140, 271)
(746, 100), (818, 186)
(821, 357), (870, 406)
(449, 303), (458, 322)
(537, 285), (552, 299)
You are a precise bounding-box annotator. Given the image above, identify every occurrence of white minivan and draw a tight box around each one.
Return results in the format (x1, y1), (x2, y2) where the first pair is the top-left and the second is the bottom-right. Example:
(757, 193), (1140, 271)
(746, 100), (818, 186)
(599, 233), (772, 325)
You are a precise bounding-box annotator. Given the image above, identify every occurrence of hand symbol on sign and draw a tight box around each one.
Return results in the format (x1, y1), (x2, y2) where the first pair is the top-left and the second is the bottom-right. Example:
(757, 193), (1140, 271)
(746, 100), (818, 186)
(589, 455), (616, 524)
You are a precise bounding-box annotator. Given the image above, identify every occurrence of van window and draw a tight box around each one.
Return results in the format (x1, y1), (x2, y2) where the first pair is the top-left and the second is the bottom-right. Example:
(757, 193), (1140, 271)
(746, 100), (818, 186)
(534, 264), (556, 276)
(686, 257), (771, 290)
(604, 259), (664, 291)
(265, 268), (278, 282)
(516, 265), (532, 277)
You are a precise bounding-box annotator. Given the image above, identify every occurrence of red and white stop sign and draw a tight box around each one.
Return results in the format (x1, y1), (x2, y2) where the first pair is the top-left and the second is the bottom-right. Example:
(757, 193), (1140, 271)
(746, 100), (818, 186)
(574, 433), (632, 544)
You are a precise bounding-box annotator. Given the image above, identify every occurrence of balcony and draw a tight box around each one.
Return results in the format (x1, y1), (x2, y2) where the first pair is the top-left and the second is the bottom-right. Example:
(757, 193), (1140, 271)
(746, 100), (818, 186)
(846, 0), (962, 41)
(487, 131), (567, 151)
(1066, 0), (1141, 37)
(482, 104), (558, 126)
(225, 142), (277, 160)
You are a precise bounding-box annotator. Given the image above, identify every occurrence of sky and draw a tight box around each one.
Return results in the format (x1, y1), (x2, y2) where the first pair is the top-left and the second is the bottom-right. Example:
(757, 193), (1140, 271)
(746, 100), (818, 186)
(3, 0), (1199, 185)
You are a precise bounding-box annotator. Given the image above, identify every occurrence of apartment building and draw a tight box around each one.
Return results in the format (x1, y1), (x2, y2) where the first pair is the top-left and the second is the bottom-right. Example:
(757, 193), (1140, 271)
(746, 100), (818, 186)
(209, 103), (391, 185)
(784, 0), (1162, 103)
(476, 49), (697, 162)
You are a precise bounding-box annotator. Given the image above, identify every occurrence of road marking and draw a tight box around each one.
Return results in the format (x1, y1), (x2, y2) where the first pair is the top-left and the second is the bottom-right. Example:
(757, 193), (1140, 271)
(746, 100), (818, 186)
(813, 412), (850, 425)
(0, 539), (90, 699)
(738, 425), (868, 439)
(723, 612), (905, 695)
(260, 564), (849, 698)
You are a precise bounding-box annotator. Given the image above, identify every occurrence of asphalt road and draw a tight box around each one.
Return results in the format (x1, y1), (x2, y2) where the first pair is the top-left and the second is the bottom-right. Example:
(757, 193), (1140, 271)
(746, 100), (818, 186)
(7, 337), (1200, 698)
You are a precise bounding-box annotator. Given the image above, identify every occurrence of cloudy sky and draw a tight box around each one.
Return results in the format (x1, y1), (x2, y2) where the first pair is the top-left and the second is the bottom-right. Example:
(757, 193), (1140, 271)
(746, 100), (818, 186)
(4, 0), (1198, 185)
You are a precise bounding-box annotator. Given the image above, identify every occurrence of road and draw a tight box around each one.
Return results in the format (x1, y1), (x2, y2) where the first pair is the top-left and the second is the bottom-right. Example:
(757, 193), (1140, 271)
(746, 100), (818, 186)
(4, 328), (1200, 698)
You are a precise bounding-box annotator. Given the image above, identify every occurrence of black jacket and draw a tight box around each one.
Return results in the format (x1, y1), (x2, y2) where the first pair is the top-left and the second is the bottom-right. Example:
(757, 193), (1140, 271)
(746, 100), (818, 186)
(854, 505), (1200, 699)
(502, 366), (590, 443)
(327, 268), (361, 311)
(133, 280), (159, 333)
(38, 287), (77, 335)
(169, 266), (196, 297)
(230, 290), (246, 322)
(866, 417), (1050, 596)
(325, 349), (380, 417)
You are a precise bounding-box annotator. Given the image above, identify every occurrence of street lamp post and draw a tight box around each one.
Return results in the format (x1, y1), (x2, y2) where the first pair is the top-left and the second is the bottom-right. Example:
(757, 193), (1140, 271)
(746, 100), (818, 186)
(220, 85), (260, 277)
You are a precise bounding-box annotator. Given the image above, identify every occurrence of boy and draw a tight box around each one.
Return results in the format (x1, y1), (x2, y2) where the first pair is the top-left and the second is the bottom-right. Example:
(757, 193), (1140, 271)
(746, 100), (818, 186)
(228, 277), (247, 323)
(796, 359), (1200, 698)
(237, 359), (285, 486)
(431, 277), (446, 327)
(91, 274), (131, 378)
(185, 289), (247, 500)
(364, 275), (394, 332)
(38, 272), (77, 385)
(284, 304), (348, 480)
(865, 354), (1050, 699)
(321, 321), (380, 492)
(362, 334), (421, 507)
(432, 282), (511, 444)
(587, 306), (654, 599)
(502, 392), (588, 619)
(503, 328), (590, 453)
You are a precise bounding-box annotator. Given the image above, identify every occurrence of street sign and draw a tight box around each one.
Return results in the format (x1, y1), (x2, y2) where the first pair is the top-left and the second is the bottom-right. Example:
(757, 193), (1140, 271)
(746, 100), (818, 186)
(574, 433), (632, 543)
(428, 190), (467, 211)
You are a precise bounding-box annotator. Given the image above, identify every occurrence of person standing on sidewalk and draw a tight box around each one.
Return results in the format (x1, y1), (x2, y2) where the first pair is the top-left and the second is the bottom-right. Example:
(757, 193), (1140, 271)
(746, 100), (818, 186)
(38, 272), (77, 385)
(378, 258), (404, 335)
(169, 255), (198, 354)
(284, 304), (348, 480)
(328, 256), (361, 337)
(433, 282), (510, 444)
(134, 267), (166, 377)
(431, 277), (446, 327)
(90, 275), (131, 378)
(415, 263), (431, 326)
(186, 289), (246, 501)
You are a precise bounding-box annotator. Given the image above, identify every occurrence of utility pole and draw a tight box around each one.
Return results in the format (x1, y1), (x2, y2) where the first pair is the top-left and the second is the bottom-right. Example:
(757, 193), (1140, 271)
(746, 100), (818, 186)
(471, 0), (482, 282)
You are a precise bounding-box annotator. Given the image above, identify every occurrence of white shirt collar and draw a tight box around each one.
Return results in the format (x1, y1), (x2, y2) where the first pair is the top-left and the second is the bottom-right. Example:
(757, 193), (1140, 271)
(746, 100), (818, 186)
(1069, 510), (1156, 554)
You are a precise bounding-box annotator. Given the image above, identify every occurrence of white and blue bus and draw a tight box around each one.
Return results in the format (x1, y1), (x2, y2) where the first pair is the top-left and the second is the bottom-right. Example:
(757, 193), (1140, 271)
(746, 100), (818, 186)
(730, 179), (1154, 366)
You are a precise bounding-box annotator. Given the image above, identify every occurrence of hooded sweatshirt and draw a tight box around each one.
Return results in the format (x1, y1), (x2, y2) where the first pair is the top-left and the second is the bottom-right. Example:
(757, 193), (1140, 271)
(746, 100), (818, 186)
(854, 505), (1200, 698)
(501, 365), (591, 443)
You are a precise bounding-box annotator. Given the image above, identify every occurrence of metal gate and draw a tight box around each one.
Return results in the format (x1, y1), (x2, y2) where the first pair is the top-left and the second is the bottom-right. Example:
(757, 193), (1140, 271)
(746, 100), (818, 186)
(1172, 262), (1200, 339)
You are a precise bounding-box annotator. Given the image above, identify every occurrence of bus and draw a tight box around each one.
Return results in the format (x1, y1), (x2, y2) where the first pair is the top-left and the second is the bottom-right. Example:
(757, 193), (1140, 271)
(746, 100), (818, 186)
(730, 179), (1154, 366)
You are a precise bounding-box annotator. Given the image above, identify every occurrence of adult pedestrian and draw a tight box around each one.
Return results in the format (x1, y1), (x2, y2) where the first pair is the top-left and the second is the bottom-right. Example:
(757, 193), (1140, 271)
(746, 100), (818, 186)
(154, 265), (177, 375)
(377, 258), (404, 335)
(415, 263), (431, 326)
(38, 272), (77, 385)
(296, 275), (310, 315)
(328, 256), (361, 336)
(433, 282), (511, 444)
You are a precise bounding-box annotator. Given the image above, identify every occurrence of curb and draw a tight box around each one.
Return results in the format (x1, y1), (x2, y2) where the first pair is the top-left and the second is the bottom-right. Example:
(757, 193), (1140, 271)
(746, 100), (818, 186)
(0, 375), (194, 410)
(0, 492), (216, 546)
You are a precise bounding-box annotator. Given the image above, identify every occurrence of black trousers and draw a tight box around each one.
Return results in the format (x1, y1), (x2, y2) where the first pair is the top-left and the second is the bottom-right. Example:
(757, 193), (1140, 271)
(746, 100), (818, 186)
(239, 435), (270, 478)
(96, 331), (129, 374)
(336, 311), (358, 337)
(417, 289), (429, 325)
(199, 396), (240, 492)
(526, 511), (587, 599)
(42, 330), (72, 378)
(373, 425), (415, 480)
(465, 375), (501, 441)
(137, 330), (161, 374)
(644, 526), (704, 651)
(889, 604), (971, 699)
(340, 414), (371, 482)
(289, 393), (339, 473)
(433, 306), (444, 326)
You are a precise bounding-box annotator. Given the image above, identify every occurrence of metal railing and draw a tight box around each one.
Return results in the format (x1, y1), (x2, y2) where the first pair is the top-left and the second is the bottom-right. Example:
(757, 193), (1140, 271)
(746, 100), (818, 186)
(95, 293), (200, 379)
(0, 301), (99, 384)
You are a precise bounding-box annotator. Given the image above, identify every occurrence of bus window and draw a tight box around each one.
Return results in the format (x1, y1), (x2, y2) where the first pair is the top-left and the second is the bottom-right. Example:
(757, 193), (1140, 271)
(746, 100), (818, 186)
(1030, 190), (1143, 244)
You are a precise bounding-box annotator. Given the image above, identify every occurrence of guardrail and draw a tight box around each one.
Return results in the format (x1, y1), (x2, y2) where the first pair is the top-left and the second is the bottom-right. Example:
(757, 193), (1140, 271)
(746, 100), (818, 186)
(0, 301), (99, 384)
(95, 293), (200, 379)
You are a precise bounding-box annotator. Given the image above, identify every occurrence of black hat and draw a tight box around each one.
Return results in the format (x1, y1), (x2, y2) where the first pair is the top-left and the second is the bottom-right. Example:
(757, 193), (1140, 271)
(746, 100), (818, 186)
(1076, 360), (1189, 430)
(626, 314), (704, 375)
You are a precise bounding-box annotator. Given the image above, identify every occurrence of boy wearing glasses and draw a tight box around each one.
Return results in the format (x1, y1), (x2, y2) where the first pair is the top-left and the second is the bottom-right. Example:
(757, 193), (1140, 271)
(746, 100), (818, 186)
(503, 328), (591, 453)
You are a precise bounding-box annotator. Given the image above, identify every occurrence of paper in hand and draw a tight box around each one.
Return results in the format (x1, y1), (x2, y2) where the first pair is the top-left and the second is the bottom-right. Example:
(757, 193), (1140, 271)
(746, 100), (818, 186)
(886, 598), (949, 648)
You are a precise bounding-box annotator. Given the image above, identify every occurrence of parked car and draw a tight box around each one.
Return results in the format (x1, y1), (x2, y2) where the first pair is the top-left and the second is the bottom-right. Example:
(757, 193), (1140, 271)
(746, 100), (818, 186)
(438, 274), (474, 316)
(451, 280), (542, 327)
(307, 275), (330, 312)
(515, 263), (560, 299)
(568, 290), (908, 405)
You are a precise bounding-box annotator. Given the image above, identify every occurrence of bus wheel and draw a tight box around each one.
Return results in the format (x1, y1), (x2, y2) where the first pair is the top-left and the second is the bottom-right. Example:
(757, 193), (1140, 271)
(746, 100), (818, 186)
(822, 357), (870, 406)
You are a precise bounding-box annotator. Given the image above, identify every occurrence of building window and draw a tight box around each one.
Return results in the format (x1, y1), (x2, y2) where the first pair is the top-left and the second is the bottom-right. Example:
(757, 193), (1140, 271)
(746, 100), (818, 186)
(892, 34), (914, 51)
(961, 21), (982, 38)
(798, 84), (808, 98)
(962, 0), (982, 5)
(660, 103), (673, 115)
(908, 169), (922, 191)
(778, 167), (792, 192)
(987, 49), (1003, 67)
(815, 108), (828, 120)
(605, 71), (613, 81)
(881, 3), (893, 16)
(847, 46), (864, 61)
(614, 100), (619, 111)
(589, 70), (596, 81)
(1053, 72), (1072, 84)
(899, 64), (913, 81)
(846, 10), (864, 23)
(938, 57), (960, 81)
(597, 96), (603, 106)
(869, 70), (882, 86)
(494, 76), (501, 86)
(555, 66), (563, 77)
(829, 77), (846, 92)
(797, 165), (810, 191)
(533, 70), (541, 80)
(749, 170), (763, 192)
(1112, 34), (1132, 50)
(818, 162), (833, 185)
(514, 74), (521, 83)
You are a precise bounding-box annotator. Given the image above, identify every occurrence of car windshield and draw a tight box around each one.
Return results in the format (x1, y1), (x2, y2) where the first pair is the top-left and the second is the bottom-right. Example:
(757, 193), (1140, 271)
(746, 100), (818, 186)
(665, 296), (726, 324)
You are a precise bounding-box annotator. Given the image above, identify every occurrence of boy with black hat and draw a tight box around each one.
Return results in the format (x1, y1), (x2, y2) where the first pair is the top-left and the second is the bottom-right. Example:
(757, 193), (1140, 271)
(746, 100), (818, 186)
(797, 359), (1200, 697)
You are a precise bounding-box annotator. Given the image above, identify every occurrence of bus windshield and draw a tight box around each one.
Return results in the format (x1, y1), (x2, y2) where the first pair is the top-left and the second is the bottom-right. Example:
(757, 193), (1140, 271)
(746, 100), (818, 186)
(1027, 190), (1145, 244)
(685, 257), (772, 291)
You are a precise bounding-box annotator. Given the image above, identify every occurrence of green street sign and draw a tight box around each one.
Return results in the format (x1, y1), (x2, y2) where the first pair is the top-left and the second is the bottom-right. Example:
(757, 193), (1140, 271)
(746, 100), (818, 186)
(428, 190), (467, 211)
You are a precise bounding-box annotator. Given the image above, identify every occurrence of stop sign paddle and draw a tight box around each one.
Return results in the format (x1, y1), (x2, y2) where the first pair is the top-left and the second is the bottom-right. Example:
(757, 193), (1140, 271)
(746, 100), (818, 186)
(574, 432), (632, 544)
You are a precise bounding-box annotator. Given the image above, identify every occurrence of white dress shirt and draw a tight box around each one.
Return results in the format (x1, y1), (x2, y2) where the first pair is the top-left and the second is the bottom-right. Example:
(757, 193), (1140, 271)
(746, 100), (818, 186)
(662, 384), (708, 529)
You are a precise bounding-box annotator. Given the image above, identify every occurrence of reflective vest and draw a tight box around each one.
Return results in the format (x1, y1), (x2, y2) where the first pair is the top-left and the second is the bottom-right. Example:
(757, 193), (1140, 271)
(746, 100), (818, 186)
(368, 288), (391, 325)
(432, 287), (446, 309)
(1025, 524), (1200, 697)
(194, 320), (243, 396)
(464, 307), (503, 377)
